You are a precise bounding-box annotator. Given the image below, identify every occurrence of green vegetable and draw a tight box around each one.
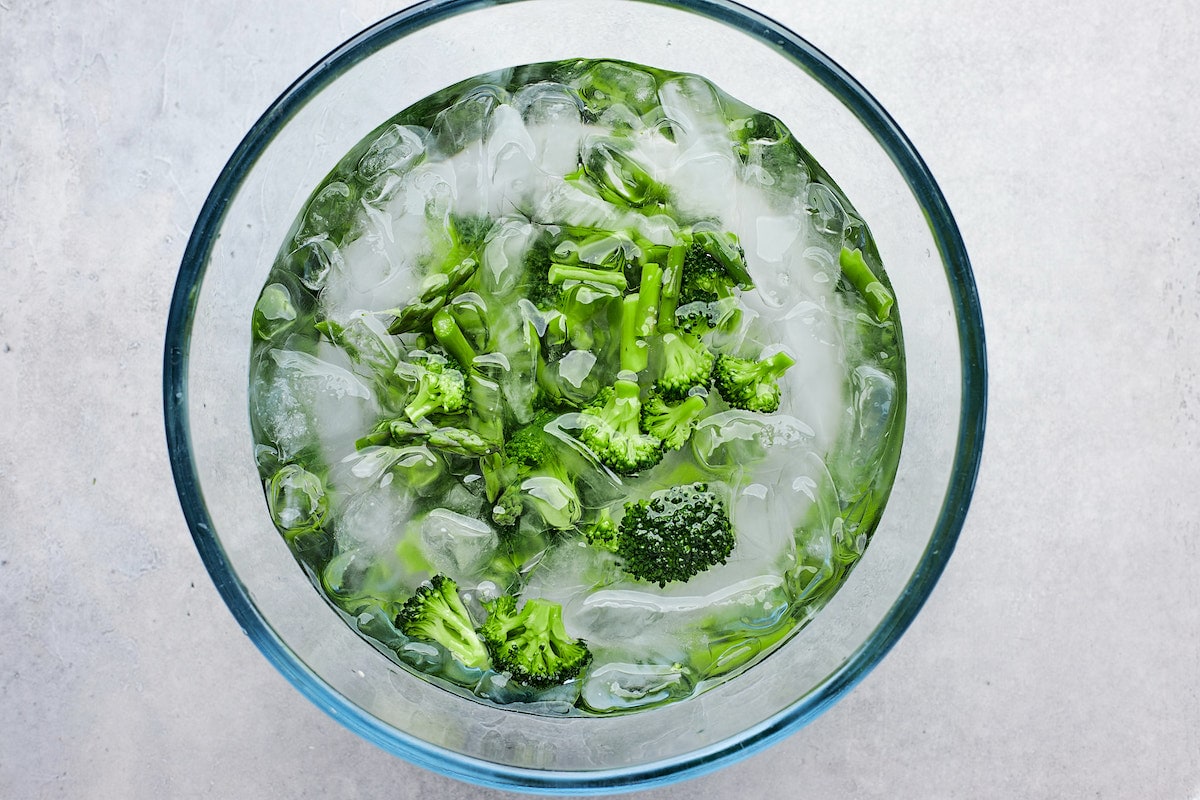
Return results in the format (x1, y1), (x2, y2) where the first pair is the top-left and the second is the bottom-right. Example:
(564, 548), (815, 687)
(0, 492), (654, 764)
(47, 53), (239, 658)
(712, 351), (796, 414)
(394, 352), (469, 423)
(480, 595), (592, 687)
(577, 379), (663, 475)
(395, 574), (491, 670)
(591, 483), (735, 587)
(487, 413), (582, 530)
(654, 332), (714, 400)
(640, 390), (708, 451)
(838, 246), (894, 322)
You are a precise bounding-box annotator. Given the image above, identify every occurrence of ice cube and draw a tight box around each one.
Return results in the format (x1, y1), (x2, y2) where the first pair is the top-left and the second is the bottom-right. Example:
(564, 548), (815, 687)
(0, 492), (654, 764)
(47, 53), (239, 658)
(358, 123), (427, 182)
(332, 477), (415, 552)
(480, 215), (538, 294)
(556, 349), (597, 390)
(573, 61), (659, 117)
(418, 507), (499, 579)
(847, 365), (898, 472)
(298, 180), (356, 243)
(265, 464), (328, 534)
(432, 83), (508, 154)
(691, 410), (816, 483)
(572, 574), (788, 649)
(320, 308), (400, 384)
(581, 135), (664, 207)
(806, 181), (848, 243)
(485, 103), (539, 215)
(665, 141), (739, 222)
(289, 234), (344, 292)
(531, 177), (624, 230)
(580, 661), (691, 712)
(657, 74), (729, 151)
(514, 81), (585, 176)
(256, 346), (377, 461)
(252, 283), (298, 341)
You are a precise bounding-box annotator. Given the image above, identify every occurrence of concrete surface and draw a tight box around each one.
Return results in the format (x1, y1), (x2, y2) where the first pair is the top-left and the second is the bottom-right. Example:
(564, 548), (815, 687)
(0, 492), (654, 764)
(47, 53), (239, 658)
(3, 0), (1199, 797)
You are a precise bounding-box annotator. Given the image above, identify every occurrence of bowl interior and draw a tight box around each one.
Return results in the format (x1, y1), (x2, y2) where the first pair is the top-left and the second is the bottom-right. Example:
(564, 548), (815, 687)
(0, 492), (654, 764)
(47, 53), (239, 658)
(165, 0), (984, 791)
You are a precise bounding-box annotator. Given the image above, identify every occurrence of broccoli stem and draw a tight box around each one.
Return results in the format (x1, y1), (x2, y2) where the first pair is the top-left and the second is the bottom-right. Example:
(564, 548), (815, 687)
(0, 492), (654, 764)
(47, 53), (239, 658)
(620, 294), (649, 373)
(635, 261), (663, 337)
(657, 243), (686, 333)
(838, 247), (894, 322)
(431, 308), (478, 368)
(548, 263), (629, 291)
(386, 295), (445, 335)
(694, 230), (754, 289)
(760, 350), (797, 380)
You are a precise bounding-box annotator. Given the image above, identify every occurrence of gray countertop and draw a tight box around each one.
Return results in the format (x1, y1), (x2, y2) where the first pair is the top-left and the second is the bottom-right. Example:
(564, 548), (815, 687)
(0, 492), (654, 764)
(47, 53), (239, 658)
(3, 1), (1198, 797)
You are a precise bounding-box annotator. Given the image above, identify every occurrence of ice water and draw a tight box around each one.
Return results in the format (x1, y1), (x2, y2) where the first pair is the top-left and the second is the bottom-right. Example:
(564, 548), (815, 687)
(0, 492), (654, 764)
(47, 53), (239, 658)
(248, 59), (904, 715)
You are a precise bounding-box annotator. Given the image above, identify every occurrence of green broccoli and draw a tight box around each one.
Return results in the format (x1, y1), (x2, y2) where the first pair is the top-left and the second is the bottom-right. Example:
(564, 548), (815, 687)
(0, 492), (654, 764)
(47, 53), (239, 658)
(712, 351), (796, 414)
(655, 332), (714, 399)
(577, 379), (663, 475)
(395, 351), (468, 422)
(357, 418), (496, 458)
(386, 256), (480, 335)
(838, 246), (894, 322)
(583, 506), (619, 550)
(639, 390), (708, 451)
(487, 413), (582, 530)
(659, 232), (752, 338)
(591, 483), (735, 587)
(480, 595), (592, 686)
(548, 262), (629, 292)
(679, 238), (735, 306)
(395, 574), (491, 670)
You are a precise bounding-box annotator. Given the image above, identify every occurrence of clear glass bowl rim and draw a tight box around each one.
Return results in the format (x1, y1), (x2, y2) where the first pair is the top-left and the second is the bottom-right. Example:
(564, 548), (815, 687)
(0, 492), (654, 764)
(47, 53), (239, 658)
(162, 0), (987, 792)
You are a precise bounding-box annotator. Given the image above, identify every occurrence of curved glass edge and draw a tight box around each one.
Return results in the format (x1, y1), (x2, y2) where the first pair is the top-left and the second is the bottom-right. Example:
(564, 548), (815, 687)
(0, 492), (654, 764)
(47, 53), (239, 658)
(162, 0), (987, 793)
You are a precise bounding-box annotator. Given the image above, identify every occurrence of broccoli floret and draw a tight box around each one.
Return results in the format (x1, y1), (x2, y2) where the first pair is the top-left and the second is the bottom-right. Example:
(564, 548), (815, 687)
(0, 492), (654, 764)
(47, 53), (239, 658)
(522, 233), (562, 309)
(593, 483), (735, 587)
(679, 239), (734, 306)
(655, 332), (714, 399)
(487, 413), (582, 530)
(577, 379), (663, 475)
(712, 351), (796, 414)
(480, 595), (592, 686)
(661, 234), (747, 339)
(640, 391), (707, 451)
(693, 230), (754, 290)
(583, 506), (619, 550)
(395, 351), (468, 422)
(395, 574), (490, 670)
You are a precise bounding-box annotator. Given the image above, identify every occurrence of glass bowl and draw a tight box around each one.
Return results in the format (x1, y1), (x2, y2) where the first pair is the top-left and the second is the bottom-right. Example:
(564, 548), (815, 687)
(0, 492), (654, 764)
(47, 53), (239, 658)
(163, 0), (986, 793)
